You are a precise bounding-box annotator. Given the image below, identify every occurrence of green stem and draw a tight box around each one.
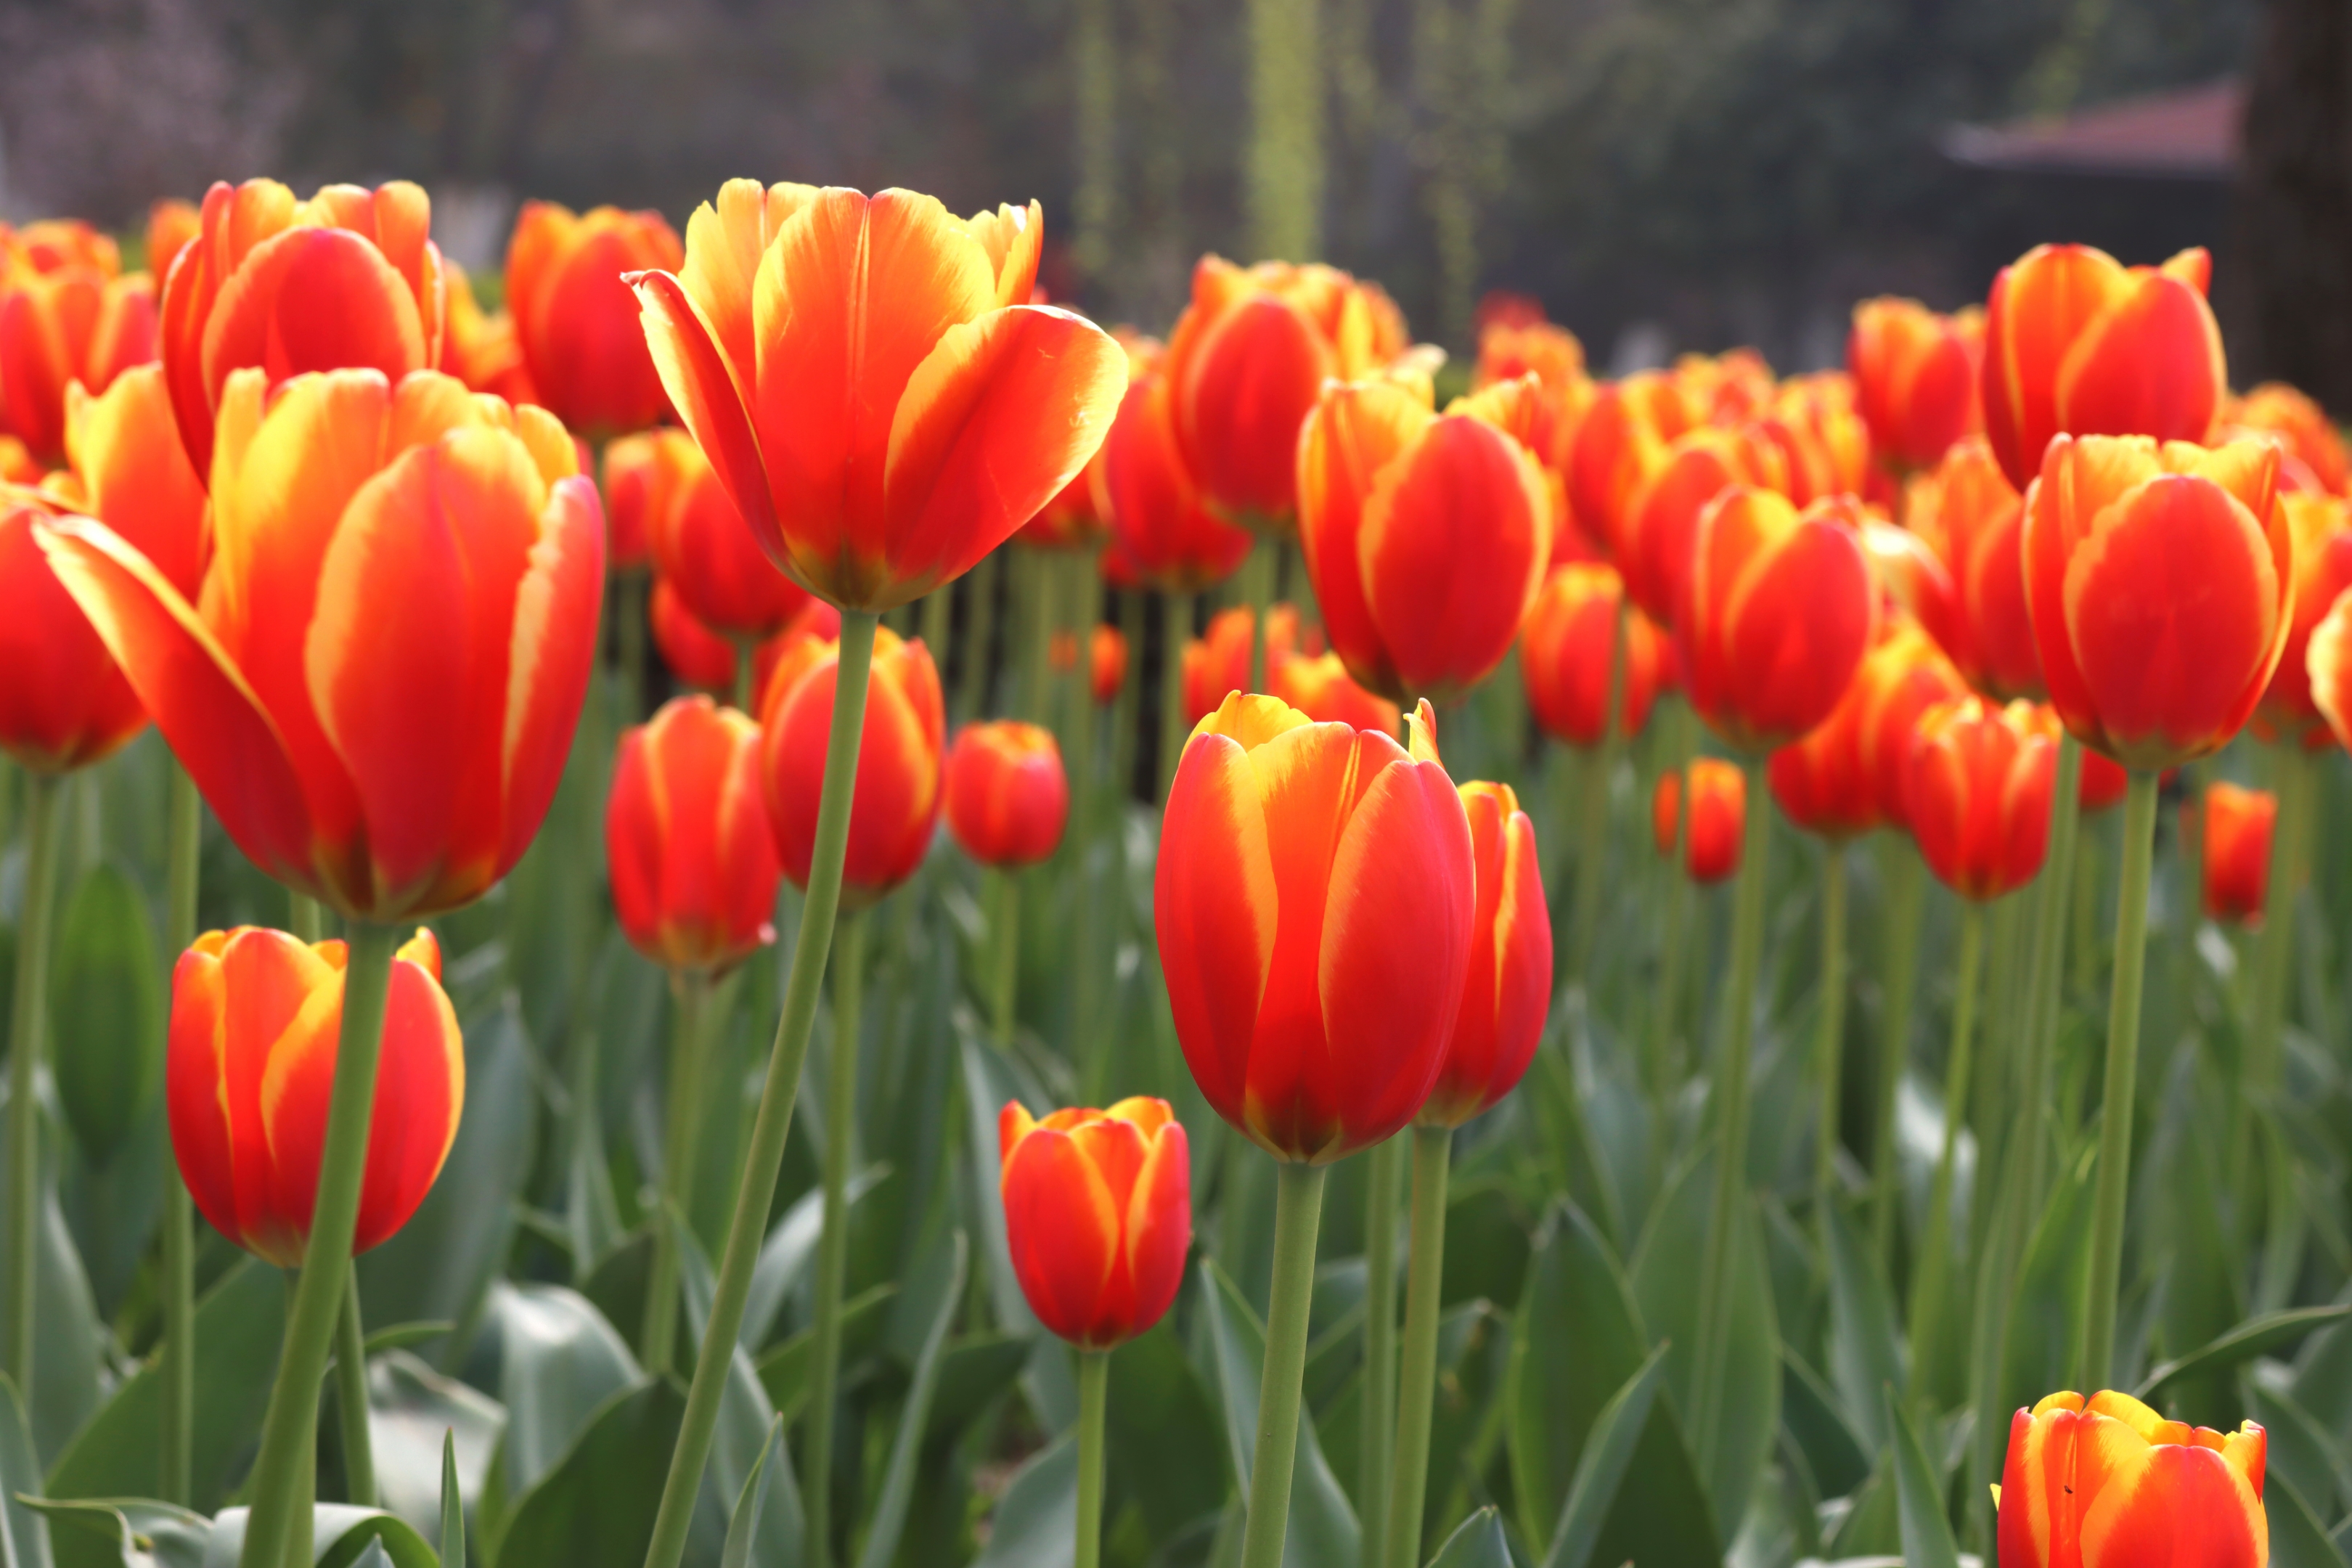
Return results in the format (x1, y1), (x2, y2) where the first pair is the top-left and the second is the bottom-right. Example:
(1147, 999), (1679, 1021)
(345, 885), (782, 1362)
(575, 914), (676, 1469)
(1113, 589), (1143, 803)
(335, 1265), (375, 1506)
(1358, 1135), (1402, 1568)
(1071, 596), (1106, 1101)
(2242, 746), (2306, 1153)
(1813, 846), (1849, 1238)
(2079, 771), (2157, 1390)
(1022, 550), (1058, 724)
(1568, 603), (1630, 979)
(237, 920), (401, 1568)
(961, 552), (1002, 722)
(1074, 1347), (1110, 1568)
(639, 608), (880, 1568)
(1646, 706), (1696, 1104)
(287, 1270), (314, 1568)
(1159, 593), (1194, 804)
(1691, 761), (1773, 1469)
(2016, 737), (2084, 1227)
(1870, 843), (1925, 1270)
(5, 773), (60, 1402)
(805, 908), (867, 1568)
(1382, 1125), (1452, 1568)
(160, 761), (200, 1507)
(288, 892), (322, 944)
(1907, 901), (1984, 1408)
(1242, 542), (1274, 695)
(618, 570), (648, 725)
(1238, 1160), (1328, 1568)
(990, 870), (1021, 1047)
(641, 971), (709, 1374)
(732, 636), (757, 716)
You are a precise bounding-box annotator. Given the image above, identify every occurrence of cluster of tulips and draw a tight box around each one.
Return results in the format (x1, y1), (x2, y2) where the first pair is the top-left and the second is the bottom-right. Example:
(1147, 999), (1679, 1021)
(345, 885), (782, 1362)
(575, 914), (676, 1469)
(0, 160), (2329, 1568)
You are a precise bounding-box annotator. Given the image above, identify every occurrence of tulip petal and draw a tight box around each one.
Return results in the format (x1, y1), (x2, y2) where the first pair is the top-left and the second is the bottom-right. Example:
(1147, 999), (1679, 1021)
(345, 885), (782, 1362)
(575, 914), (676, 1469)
(1124, 1119), (1192, 1339)
(1155, 733), (1278, 1130)
(165, 944), (240, 1254)
(1297, 379), (1434, 702)
(677, 180), (822, 403)
(199, 226), (428, 414)
(632, 268), (786, 579)
(497, 474), (607, 878)
(2057, 272), (2224, 449)
(1000, 1127), (1120, 1342)
(352, 952), (465, 1255)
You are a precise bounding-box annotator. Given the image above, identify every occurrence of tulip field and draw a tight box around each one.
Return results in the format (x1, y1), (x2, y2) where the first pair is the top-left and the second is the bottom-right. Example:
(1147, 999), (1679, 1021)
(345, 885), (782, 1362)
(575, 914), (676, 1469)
(0, 175), (2345, 1568)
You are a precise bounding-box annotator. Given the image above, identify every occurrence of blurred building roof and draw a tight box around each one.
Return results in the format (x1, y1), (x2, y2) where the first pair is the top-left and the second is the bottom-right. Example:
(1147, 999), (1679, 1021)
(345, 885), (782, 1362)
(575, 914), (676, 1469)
(1943, 78), (2241, 179)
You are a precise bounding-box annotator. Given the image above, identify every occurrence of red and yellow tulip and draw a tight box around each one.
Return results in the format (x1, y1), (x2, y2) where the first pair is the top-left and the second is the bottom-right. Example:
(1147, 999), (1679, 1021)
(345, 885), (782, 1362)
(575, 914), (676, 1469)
(2195, 782), (2276, 927)
(1903, 697), (2058, 901)
(1421, 781), (1551, 1127)
(997, 1096), (1191, 1347)
(607, 697), (782, 974)
(1847, 296), (1983, 475)
(1996, 1389), (2265, 1568)
(637, 426), (812, 640)
(1653, 759), (1744, 884)
(1519, 563), (1666, 748)
(505, 201), (684, 441)
(946, 720), (1069, 869)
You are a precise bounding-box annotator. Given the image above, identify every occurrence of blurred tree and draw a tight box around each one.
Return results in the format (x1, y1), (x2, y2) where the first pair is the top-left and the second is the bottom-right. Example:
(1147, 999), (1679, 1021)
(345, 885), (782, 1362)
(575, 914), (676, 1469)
(2235, 0), (2352, 416)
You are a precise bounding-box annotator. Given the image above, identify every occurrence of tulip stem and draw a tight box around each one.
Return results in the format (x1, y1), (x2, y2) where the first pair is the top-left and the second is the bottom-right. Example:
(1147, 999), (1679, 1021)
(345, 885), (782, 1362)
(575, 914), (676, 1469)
(1358, 1135), (1402, 1568)
(287, 892), (323, 944)
(639, 608), (879, 1568)
(989, 870), (1021, 1047)
(2015, 737), (2083, 1226)
(732, 636), (757, 716)
(1646, 703), (1696, 1102)
(642, 970), (710, 1375)
(160, 760), (200, 1508)
(1074, 1347), (1110, 1568)
(1022, 549), (1058, 724)
(2080, 770), (2157, 1390)
(4, 772), (61, 1405)
(961, 552), (1002, 722)
(237, 920), (401, 1568)
(1382, 1124), (1452, 1568)
(1567, 603), (1629, 980)
(1869, 839), (1925, 1270)
(1813, 845), (1849, 1241)
(618, 570), (648, 725)
(1159, 593), (1193, 803)
(1238, 1159), (1329, 1568)
(806, 907), (867, 1568)
(2241, 746), (2306, 1168)
(335, 1265), (375, 1506)
(1242, 541), (1274, 694)
(1907, 899), (1984, 1409)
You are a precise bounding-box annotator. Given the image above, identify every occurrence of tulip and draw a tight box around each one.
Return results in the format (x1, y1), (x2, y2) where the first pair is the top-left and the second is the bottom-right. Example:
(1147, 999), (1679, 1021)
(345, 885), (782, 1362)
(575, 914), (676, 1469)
(0, 438), (36, 483)
(1296, 375), (1553, 703)
(1983, 243), (2223, 490)
(1681, 487), (1879, 755)
(997, 1095), (1191, 1347)
(1564, 372), (1699, 557)
(1997, 1390), (2266, 1568)
(1767, 624), (1967, 841)
(2078, 748), (2130, 813)
(2308, 584), (2352, 751)
(1521, 564), (1664, 747)
(1651, 759), (1744, 883)
(1471, 319), (1593, 475)
(947, 721), (1069, 868)
(38, 367), (605, 921)
(2196, 782), (2275, 926)
(147, 200), (201, 282)
(168, 925), (462, 1267)
(1270, 650), (1402, 737)
(760, 625), (943, 907)
(1, 220), (118, 276)
(505, 202), (682, 441)
(1904, 697), (2057, 902)
(0, 249), (157, 467)
(1902, 438), (2038, 698)
(1617, 424), (1787, 627)
(1025, 330), (1144, 550)
(438, 263), (537, 408)
(629, 184), (1126, 609)
(639, 426), (812, 641)
(1100, 362), (1255, 592)
(1847, 297), (1983, 474)
(1085, 624), (1127, 705)
(2225, 382), (2348, 496)
(1760, 372), (1873, 505)
(1182, 605), (1304, 723)
(0, 498), (147, 775)
(607, 697), (782, 973)
(2023, 434), (2289, 771)
(1679, 348), (1776, 423)
(1160, 256), (1410, 532)
(1421, 782), (1551, 1126)
(158, 179), (447, 478)
(2251, 492), (2352, 746)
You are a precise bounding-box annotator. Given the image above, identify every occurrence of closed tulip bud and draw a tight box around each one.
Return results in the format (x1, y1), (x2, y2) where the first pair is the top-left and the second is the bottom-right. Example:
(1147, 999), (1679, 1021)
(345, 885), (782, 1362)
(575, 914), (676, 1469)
(1471, 319), (1595, 475)
(1087, 624), (1126, 705)
(998, 1096), (1191, 1347)
(1421, 781), (1551, 1127)
(607, 697), (781, 973)
(0, 245), (158, 467)
(169, 926), (462, 1267)
(437, 263), (537, 409)
(1181, 605), (1304, 723)
(1903, 697), (2057, 900)
(1983, 243), (2224, 491)
(1271, 650), (1402, 736)
(2196, 783), (2275, 926)
(1997, 1389), (2265, 1568)
(1760, 372), (1874, 505)
(649, 576), (739, 694)
(1902, 438), (2038, 698)
(505, 202), (683, 441)
(1297, 375), (1553, 703)
(760, 625), (944, 906)
(1160, 256), (1410, 533)
(1100, 362), (1254, 592)
(1653, 759), (1744, 884)
(159, 179), (448, 478)
(1618, 424), (1787, 626)
(1157, 695), (1474, 1161)
(1683, 487), (1880, 754)
(2224, 383), (2349, 496)
(2023, 434), (2290, 769)
(1847, 298), (1983, 474)
(598, 430), (665, 573)
(2307, 584), (2352, 753)
(1520, 563), (1665, 747)
(146, 200), (201, 282)
(640, 427), (812, 640)
(1565, 372), (1699, 558)
(2253, 492), (2352, 746)
(1768, 623), (1967, 841)
(630, 184), (1125, 610)
(947, 721), (1069, 868)
(39, 367), (605, 919)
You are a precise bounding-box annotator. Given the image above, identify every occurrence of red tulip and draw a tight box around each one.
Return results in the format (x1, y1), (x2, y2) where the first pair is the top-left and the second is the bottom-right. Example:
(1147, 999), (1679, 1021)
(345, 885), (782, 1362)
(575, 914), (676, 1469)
(637, 426), (812, 640)
(38, 367), (605, 919)
(505, 202), (683, 440)
(1903, 697), (2057, 901)
(2078, 748), (2131, 814)
(1901, 437), (2038, 698)
(1086, 624), (1127, 705)
(1421, 780), (1551, 1127)
(946, 721), (1069, 868)
(169, 926), (462, 1268)
(1519, 563), (1665, 747)
(1652, 759), (1744, 884)
(2224, 383), (2349, 496)
(1471, 319), (1595, 475)
(1156, 694), (1473, 1161)
(2253, 492), (2352, 747)
(1847, 297), (1983, 474)
(629, 184), (1126, 610)
(1617, 424), (1787, 626)
(607, 697), (782, 973)
(0, 232), (157, 466)
(597, 429), (666, 573)
(1564, 372), (1699, 558)
(438, 264), (537, 409)
(1180, 605), (1304, 724)
(2308, 583), (2352, 753)
(997, 1096), (1191, 1347)
(1760, 372), (1874, 505)
(146, 201), (202, 283)
(2196, 783), (2275, 926)
(1099, 357), (1254, 592)
(1997, 1389), (2265, 1568)
(1270, 651), (1402, 736)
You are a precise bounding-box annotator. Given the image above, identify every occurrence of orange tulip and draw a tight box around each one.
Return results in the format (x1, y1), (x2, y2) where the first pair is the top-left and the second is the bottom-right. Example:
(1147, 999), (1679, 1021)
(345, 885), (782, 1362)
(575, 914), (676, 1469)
(2196, 783), (2275, 926)
(649, 576), (738, 693)
(1564, 372), (1699, 560)
(607, 697), (782, 974)
(629, 184), (1126, 610)
(2224, 383), (2349, 496)
(0, 497), (146, 773)
(2253, 492), (2352, 746)
(1099, 359), (1254, 592)
(997, 1096), (1191, 1347)
(0, 239), (157, 467)
(1471, 319), (1596, 476)
(598, 429), (669, 573)
(1997, 1389), (2265, 1568)
(1983, 244), (2224, 490)
(1678, 348), (1776, 424)
(2307, 583), (2352, 752)
(438, 263), (538, 409)
(1181, 605), (1304, 723)
(38, 367), (605, 919)
(504, 202), (683, 440)
(1760, 372), (1874, 506)
(1, 220), (119, 277)
(1421, 781), (1551, 1127)
(759, 625), (944, 906)
(1520, 563), (1665, 747)
(1682, 487), (1880, 754)
(1903, 437), (2038, 699)
(0, 438), (36, 484)
(168, 926), (462, 1268)
(1053, 623), (1128, 706)
(2022, 434), (2290, 769)
(632, 425), (814, 640)
(1652, 759), (1744, 884)
(946, 720), (1069, 869)
(1270, 650), (1402, 736)
(159, 179), (447, 479)
(1847, 298), (1983, 474)
(1159, 256), (1410, 532)
(1617, 423), (1787, 627)
(1768, 622), (1968, 841)
(146, 200), (202, 282)
(1903, 698), (2057, 901)
(1156, 694), (1473, 1161)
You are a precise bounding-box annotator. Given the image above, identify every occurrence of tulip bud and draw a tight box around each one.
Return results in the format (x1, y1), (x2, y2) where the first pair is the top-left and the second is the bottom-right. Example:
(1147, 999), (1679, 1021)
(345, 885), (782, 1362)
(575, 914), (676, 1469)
(946, 721), (1069, 869)
(1156, 695), (1474, 1161)
(636, 426), (814, 640)
(1617, 424), (1787, 627)
(2253, 492), (2352, 746)
(438, 264), (538, 409)
(505, 202), (683, 441)
(146, 200), (201, 282)
(1087, 624), (1127, 705)
(1180, 605), (1304, 724)
(2078, 748), (2131, 814)
(1520, 563), (1666, 748)
(1421, 781), (1551, 1127)
(1903, 698), (2057, 901)
(1997, 1389), (2265, 1568)
(1564, 372), (1696, 558)
(0, 235), (157, 466)
(607, 698), (782, 974)
(599, 430), (668, 573)
(998, 1096), (1191, 1347)
(0, 499), (147, 773)
(1903, 438), (2038, 699)
(1653, 759), (1744, 884)
(1271, 651), (1402, 736)
(169, 926), (462, 1267)
(1847, 297), (1983, 475)
(1098, 360), (1254, 593)
(2195, 783), (2275, 926)
(2308, 583), (2352, 753)
(1470, 319), (1595, 475)
(2224, 383), (2349, 496)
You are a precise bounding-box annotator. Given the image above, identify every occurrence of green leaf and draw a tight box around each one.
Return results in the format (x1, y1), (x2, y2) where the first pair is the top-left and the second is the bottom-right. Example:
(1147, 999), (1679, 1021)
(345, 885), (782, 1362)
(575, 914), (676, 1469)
(971, 1435), (1074, 1568)
(754, 1285), (896, 1424)
(490, 1380), (686, 1568)
(720, 1418), (783, 1568)
(2269, 1469), (2351, 1568)
(359, 1323), (457, 1359)
(364, 1350), (504, 1550)
(440, 1429), (464, 1568)
(852, 1230), (968, 1568)
(677, 1210), (805, 1568)
(1885, 1389), (1961, 1568)
(1425, 1506), (1509, 1568)
(2135, 1307), (2352, 1402)
(926, 1333), (1032, 1445)
(1824, 1203), (1904, 1452)
(480, 1283), (639, 1498)
(200, 1506), (438, 1568)
(49, 864), (161, 1166)
(24, 1498), (207, 1568)
(1539, 1344), (1668, 1568)
(0, 1371), (52, 1568)
(2250, 1379), (2352, 1526)
(738, 1169), (889, 1353)
(1505, 1201), (1649, 1550)
(0, 1098), (110, 1468)
(2001, 1144), (2096, 1424)
(1102, 1323), (1225, 1543)
(1196, 1260), (1360, 1568)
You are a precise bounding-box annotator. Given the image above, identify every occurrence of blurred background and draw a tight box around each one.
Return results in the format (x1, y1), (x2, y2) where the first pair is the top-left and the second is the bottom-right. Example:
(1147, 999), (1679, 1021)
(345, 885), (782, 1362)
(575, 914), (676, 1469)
(2, 0), (2323, 388)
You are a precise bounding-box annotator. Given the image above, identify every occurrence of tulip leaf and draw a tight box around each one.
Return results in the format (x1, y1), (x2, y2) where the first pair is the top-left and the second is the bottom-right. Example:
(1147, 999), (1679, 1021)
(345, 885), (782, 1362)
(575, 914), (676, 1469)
(2000, 1143), (2097, 1423)
(853, 1228), (967, 1568)
(1886, 1388), (1961, 1568)
(479, 1282), (640, 1498)
(754, 1283), (897, 1422)
(971, 1434), (1076, 1568)
(25, 1498), (207, 1568)
(2134, 1305), (2352, 1402)
(677, 1209), (807, 1568)
(488, 1379), (686, 1568)
(440, 1429), (464, 1568)
(359, 1321), (458, 1358)
(738, 1167), (889, 1353)
(1504, 1200), (1650, 1549)
(1426, 1506), (1509, 1568)
(1103, 1323), (1225, 1541)
(2268, 1469), (2351, 1568)
(201, 1505), (438, 1568)
(1538, 1344), (1670, 1568)
(364, 1350), (504, 1550)
(1779, 1347), (1871, 1501)
(0, 1102), (110, 1469)
(1824, 1201), (1905, 1452)
(0, 1372), (52, 1568)
(49, 863), (161, 1167)
(720, 1417), (783, 1568)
